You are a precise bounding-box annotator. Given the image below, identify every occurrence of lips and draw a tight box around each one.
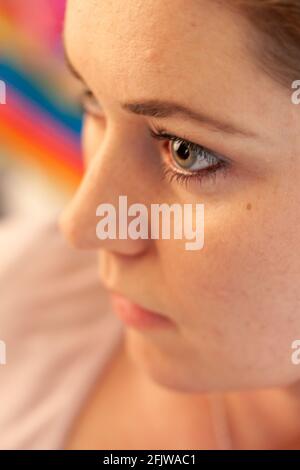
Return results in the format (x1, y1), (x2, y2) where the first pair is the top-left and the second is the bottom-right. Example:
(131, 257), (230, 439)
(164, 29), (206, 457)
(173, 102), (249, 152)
(110, 292), (174, 330)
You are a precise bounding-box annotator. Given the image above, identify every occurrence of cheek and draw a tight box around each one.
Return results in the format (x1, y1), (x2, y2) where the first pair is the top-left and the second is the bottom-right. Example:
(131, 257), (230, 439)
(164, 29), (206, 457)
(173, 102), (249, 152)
(154, 224), (300, 388)
(158, 184), (300, 355)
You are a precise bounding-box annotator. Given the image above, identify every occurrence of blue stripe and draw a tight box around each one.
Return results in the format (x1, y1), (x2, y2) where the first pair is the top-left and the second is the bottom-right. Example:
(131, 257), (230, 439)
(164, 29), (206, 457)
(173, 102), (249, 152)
(0, 58), (83, 137)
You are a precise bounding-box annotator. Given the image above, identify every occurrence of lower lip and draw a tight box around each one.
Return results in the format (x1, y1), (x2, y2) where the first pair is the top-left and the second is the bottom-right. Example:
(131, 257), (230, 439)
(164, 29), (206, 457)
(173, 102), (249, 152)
(110, 294), (174, 330)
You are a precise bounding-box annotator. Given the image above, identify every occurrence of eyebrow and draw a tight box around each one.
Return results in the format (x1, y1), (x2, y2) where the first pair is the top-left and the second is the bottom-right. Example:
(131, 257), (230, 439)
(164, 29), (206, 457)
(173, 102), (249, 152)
(63, 40), (256, 139)
(121, 100), (256, 138)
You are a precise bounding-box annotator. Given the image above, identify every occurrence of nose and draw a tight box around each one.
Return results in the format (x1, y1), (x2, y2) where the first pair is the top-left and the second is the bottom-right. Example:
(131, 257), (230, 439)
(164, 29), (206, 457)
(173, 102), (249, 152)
(59, 129), (151, 256)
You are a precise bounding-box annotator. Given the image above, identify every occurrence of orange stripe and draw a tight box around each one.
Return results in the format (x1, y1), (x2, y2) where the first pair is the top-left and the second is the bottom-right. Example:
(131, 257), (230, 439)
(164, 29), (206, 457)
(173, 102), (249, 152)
(0, 100), (82, 171)
(0, 119), (82, 193)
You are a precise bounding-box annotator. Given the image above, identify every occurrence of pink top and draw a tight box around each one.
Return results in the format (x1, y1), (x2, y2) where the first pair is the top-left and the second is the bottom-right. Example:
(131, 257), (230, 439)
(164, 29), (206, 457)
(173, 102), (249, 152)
(0, 219), (124, 450)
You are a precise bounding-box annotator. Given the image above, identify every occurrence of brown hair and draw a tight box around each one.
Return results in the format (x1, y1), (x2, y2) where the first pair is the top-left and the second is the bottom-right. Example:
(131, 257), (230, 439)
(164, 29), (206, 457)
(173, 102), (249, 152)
(231, 0), (300, 86)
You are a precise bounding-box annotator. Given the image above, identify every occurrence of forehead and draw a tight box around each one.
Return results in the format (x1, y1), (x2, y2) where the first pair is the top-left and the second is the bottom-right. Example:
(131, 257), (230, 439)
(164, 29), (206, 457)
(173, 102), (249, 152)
(65, 0), (256, 101)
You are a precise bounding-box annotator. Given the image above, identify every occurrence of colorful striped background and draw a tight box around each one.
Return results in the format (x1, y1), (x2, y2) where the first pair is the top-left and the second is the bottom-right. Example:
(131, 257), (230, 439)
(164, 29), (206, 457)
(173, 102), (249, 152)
(0, 1), (84, 194)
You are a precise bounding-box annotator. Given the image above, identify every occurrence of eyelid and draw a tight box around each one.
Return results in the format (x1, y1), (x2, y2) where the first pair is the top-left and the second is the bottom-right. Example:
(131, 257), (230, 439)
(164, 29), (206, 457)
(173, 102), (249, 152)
(149, 126), (191, 146)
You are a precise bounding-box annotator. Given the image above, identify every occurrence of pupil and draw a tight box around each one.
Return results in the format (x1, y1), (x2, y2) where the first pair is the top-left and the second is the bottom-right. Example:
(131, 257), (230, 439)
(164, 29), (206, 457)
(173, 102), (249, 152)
(176, 142), (190, 160)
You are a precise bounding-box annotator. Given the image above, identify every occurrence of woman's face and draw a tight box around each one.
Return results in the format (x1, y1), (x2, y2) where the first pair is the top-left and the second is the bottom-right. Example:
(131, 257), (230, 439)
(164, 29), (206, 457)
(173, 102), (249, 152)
(62, 0), (300, 392)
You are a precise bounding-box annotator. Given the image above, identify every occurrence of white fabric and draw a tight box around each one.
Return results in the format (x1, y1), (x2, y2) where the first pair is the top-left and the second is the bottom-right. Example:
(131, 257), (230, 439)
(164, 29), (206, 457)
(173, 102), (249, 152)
(0, 219), (123, 449)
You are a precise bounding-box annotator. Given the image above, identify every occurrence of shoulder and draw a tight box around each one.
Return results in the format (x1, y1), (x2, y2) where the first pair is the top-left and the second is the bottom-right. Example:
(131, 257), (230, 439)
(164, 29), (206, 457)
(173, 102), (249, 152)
(0, 217), (123, 449)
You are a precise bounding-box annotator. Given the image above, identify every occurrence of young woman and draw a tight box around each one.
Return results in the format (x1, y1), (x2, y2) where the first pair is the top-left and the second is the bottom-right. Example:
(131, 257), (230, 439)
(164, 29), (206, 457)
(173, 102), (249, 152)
(1, 0), (300, 450)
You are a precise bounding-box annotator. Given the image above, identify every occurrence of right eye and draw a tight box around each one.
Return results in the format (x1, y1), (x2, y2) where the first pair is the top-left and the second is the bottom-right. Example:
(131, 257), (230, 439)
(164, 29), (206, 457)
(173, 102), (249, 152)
(80, 89), (103, 118)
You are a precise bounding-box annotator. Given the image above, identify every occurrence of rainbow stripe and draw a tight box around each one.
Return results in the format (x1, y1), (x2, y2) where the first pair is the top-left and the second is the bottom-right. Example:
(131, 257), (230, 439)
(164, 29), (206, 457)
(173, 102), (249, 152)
(0, 6), (84, 193)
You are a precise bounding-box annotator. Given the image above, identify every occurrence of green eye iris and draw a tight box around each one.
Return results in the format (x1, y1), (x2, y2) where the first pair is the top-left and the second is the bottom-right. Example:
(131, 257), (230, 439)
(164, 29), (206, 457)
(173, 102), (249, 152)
(171, 139), (220, 171)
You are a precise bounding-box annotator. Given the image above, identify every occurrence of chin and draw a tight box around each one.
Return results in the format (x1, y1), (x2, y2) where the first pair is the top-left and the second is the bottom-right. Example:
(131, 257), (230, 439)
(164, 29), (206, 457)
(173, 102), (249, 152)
(124, 328), (220, 394)
(122, 330), (296, 394)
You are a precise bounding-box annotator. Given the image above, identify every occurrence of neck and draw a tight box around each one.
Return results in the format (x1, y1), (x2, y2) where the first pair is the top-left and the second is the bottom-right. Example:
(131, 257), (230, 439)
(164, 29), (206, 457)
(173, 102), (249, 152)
(224, 383), (300, 449)
(124, 342), (300, 449)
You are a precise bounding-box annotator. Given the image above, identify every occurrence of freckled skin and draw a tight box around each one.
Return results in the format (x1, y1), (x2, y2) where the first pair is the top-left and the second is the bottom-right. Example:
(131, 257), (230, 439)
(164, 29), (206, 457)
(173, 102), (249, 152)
(61, 0), (300, 396)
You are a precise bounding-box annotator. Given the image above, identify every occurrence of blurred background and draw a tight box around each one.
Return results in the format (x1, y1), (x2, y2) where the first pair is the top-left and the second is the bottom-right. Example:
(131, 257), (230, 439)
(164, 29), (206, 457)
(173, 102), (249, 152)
(0, 0), (83, 269)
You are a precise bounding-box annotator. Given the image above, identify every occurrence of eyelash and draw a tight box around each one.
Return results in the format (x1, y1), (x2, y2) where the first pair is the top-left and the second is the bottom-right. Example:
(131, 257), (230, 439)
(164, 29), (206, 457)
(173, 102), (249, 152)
(80, 90), (100, 115)
(149, 125), (230, 187)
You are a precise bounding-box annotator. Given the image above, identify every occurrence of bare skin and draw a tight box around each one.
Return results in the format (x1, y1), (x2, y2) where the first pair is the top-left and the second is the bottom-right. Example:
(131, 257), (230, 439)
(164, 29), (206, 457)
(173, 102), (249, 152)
(63, 332), (300, 450)
(61, 0), (300, 449)
(64, 335), (219, 450)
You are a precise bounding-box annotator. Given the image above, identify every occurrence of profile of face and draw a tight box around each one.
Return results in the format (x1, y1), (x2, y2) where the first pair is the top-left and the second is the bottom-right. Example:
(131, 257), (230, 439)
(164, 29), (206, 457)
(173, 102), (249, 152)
(61, 0), (300, 393)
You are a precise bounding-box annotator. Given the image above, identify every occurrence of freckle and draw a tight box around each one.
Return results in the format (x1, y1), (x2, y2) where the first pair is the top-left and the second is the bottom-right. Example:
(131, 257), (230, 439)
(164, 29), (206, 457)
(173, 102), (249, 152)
(246, 203), (252, 211)
(144, 48), (158, 63)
